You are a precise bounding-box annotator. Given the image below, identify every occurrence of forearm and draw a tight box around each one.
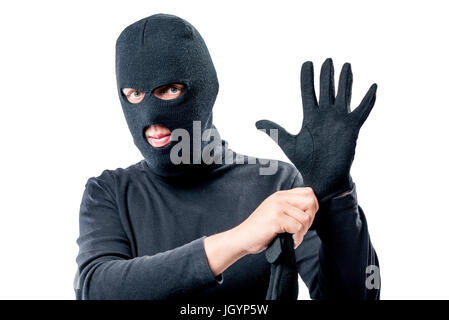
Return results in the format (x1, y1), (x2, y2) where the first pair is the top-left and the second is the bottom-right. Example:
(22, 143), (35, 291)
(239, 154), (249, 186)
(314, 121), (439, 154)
(204, 227), (248, 277)
(78, 236), (223, 300)
(315, 187), (380, 299)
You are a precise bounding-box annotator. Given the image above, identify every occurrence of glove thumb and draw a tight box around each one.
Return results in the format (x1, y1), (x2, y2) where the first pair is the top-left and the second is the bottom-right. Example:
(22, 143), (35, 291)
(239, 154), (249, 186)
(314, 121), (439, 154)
(255, 119), (294, 149)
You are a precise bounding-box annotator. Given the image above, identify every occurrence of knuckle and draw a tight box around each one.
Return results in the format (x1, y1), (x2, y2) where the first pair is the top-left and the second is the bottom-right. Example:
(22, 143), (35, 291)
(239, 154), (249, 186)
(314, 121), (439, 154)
(309, 209), (316, 220)
(306, 197), (314, 207)
(305, 187), (314, 195)
(271, 191), (283, 201)
(312, 201), (317, 212)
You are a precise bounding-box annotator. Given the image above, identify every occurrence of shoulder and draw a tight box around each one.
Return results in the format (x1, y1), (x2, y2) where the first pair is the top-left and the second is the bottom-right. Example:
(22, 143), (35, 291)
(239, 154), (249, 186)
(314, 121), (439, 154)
(84, 160), (147, 193)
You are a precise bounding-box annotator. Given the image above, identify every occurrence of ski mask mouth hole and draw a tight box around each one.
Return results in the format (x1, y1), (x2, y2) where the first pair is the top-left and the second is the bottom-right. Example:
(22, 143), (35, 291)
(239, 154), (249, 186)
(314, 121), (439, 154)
(142, 124), (174, 150)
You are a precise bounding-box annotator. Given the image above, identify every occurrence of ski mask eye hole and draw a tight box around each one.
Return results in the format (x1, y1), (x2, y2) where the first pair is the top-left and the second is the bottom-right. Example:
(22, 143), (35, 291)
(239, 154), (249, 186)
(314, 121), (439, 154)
(122, 88), (145, 104)
(152, 83), (185, 100)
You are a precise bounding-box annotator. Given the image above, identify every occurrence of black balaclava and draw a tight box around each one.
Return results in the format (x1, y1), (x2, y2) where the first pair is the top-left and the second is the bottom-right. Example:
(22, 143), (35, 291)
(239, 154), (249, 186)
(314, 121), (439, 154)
(116, 14), (292, 300)
(116, 14), (220, 177)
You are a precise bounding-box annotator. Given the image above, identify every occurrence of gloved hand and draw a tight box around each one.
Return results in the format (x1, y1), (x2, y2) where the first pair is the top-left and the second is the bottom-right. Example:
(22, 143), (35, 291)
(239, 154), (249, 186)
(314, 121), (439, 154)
(256, 58), (377, 202)
(258, 59), (377, 300)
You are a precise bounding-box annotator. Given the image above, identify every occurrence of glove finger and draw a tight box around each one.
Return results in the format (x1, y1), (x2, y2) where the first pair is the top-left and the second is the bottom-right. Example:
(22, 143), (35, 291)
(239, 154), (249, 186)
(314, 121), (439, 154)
(265, 234), (298, 300)
(351, 83), (377, 126)
(266, 263), (280, 299)
(255, 120), (295, 154)
(300, 61), (318, 118)
(335, 62), (353, 113)
(319, 58), (335, 108)
(265, 235), (282, 264)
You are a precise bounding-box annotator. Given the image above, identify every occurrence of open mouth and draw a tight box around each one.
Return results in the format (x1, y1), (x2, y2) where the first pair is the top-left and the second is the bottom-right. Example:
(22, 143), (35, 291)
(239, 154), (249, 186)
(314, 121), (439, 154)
(145, 124), (171, 148)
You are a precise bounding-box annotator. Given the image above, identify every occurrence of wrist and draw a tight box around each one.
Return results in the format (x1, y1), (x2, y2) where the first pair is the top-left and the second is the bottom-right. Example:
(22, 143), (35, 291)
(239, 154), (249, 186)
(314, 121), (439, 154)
(204, 227), (247, 277)
(228, 226), (250, 257)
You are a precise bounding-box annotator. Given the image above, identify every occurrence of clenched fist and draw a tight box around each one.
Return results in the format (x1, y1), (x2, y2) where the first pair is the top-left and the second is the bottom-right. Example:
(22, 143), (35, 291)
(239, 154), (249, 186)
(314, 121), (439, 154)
(234, 187), (319, 255)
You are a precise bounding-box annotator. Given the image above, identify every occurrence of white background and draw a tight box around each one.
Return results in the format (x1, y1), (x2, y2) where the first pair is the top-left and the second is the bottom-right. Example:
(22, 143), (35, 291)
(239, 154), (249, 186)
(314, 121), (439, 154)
(0, 0), (448, 299)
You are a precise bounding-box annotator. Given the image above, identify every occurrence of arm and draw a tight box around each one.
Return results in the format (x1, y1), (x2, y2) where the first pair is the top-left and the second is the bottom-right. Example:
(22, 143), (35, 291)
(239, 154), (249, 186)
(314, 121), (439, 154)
(75, 176), (224, 300)
(255, 58), (379, 299)
(295, 185), (380, 300)
(204, 229), (247, 277)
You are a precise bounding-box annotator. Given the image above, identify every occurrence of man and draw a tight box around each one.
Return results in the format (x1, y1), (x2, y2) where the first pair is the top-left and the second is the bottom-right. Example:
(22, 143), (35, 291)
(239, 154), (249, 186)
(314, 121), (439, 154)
(74, 13), (380, 300)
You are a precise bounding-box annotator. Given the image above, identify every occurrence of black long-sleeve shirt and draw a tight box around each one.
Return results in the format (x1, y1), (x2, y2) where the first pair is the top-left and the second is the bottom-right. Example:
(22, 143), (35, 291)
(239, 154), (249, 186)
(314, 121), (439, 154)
(74, 153), (380, 300)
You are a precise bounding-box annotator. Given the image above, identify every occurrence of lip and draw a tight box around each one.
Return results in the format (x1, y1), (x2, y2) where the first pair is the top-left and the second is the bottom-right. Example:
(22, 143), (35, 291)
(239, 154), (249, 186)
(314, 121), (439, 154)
(147, 133), (171, 148)
(145, 124), (171, 148)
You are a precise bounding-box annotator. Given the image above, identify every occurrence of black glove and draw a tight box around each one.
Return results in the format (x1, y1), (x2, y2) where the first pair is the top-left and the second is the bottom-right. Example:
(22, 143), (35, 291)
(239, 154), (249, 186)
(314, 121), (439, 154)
(265, 233), (298, 300)
(258, 59), (377, 300)
(256, 58), (377, 201)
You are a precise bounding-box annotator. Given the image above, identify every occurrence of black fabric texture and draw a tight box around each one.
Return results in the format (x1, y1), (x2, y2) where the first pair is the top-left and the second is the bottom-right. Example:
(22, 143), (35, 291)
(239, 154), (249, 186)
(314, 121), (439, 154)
(256, 59), (378, 300)
(265, 233), (298, 299)
(116, 13), (220, 177)
(74, 157), (380, 300)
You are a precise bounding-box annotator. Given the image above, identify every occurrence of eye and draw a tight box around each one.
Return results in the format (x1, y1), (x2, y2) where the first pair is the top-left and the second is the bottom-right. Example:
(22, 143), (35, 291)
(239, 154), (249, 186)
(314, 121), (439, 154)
(153, 84), (185, 100)
(122, 88), (145, 104)
(169, 87), (178, 94)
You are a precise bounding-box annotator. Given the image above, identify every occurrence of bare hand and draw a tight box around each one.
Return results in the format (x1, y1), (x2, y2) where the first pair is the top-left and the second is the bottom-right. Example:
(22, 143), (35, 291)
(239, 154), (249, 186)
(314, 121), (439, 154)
(233, 187), (318, 255)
